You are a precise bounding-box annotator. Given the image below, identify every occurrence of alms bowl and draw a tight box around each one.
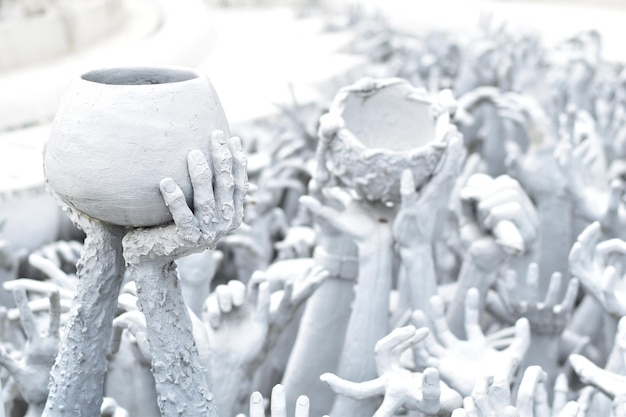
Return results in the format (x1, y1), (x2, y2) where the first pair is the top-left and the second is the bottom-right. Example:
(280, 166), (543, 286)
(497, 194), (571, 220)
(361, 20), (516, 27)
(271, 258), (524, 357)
(43, 66), (230, 227)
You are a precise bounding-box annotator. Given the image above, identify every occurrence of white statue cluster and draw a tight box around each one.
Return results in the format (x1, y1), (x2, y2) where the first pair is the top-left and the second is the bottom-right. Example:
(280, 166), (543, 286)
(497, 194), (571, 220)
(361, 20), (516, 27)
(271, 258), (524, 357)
(2, 13), (626, 417)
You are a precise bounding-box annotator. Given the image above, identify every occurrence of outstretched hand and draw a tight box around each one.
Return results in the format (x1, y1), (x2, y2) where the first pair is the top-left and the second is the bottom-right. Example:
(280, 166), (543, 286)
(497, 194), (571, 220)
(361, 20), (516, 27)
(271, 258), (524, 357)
(321, 326), (462, 417)
(0, 285), (61, 413)
(413, 288), (530, 397)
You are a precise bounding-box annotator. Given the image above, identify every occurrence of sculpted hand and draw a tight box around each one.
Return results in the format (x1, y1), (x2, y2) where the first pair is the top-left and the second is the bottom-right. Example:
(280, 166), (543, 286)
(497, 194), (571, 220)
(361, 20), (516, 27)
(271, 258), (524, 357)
(321, 325), (462, 417)
(245, 384), (311, 417)
(393, 133), (466, 247)
(412, 289), (530, 396)
(458, 173), (538, 269)
(299, 186), (395, 245)
(569, 222), (626, 317)
(452, 366), (580, 417)
(491, 262), (579, 334)
(0, 285), (61, 414)
(123, 130), (247, 265)
(569, 317), (626, 399)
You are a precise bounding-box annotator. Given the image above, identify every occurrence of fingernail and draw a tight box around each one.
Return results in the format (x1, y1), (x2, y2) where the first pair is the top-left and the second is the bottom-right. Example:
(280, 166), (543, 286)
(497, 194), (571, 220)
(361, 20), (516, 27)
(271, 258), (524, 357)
(233, 137), (243, 151)
(251, 392), (263, 404)
(190, 150), (205, 165)
(161, 178), (177, 193)
(214, 130), (227, 145)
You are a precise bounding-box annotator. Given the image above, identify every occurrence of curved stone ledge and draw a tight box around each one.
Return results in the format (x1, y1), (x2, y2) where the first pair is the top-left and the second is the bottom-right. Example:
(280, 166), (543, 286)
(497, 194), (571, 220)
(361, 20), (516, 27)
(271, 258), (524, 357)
(0, 0), (125, 72)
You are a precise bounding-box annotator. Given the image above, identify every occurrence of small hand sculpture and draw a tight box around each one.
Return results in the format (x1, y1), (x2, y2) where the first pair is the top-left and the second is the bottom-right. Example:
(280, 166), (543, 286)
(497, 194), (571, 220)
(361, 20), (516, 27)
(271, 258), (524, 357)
(393, 132), (466, 247)
(0, 285), (60, 416)
(412, 288), (530, 396)
(451, 366), (580, 417)
(492, 262), (579, 334)
(244, 384), (311, 417)
(300, 185), (395, 246)
(321, 325), (463, 417)
(458, 172), (538, 267)
(569, 221), (626, 318)
(569, 317), (626, 399)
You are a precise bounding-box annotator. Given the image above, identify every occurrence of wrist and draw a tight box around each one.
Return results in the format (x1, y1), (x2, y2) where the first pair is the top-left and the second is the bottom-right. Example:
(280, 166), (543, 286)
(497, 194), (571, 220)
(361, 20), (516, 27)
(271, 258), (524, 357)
(313, 246), (358, 281)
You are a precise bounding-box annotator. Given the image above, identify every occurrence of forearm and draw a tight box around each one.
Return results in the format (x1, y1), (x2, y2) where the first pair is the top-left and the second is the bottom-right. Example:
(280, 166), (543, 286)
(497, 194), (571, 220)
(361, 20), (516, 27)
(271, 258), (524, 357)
(537, 195), (574, 291)
(400, 243), (437, 315)
(127, 261), (218, 417)
(446, 253), (496, 338)
(211, 363), (248, 417)
(44, 227), (125, 417)
(331, 236), (394, 417)
(282, 277), (355, 416)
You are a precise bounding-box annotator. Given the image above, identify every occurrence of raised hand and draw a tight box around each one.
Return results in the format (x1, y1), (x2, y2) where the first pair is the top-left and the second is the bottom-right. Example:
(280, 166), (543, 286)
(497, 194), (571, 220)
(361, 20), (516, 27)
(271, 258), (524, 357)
(452, 366), (580, 417)
(299, 185), (395, 246)
(393, 133), (466, 247)
(569, 317), (626, 399)
(413, 288), (530, 397)
(569, 221), (626, 318)
(492, 263), (579, 335)
(0, 285), (61, 417)
(246, 384), (311, 417)
(321, 326), (462, 417)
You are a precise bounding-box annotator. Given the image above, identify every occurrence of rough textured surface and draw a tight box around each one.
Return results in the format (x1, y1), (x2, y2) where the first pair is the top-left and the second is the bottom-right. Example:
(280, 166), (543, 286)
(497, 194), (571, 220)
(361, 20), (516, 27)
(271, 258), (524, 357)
(43, 222), (125, 417)
(129, 261), (218, 417)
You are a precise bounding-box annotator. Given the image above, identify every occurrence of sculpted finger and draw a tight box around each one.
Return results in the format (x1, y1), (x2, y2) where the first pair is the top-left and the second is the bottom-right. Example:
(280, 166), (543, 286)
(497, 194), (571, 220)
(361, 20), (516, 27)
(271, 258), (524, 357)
(430, 295), (458, 347)
(411, 310), (445, 357)
(187, 149), (215, 228)
(524, 263), (540, 304)
(0, 345), (21, 375)
(28, 253), (76, 289)
(504, 318), (530, 373)
(229, 137), (248, 230)
(422, 367), (442, 414)
(13, 286), (39, 341)
(48, 289), (61, 336)
(295, 396), (310, 417)
(228, 280), (246, 307)
(160, 178), (201, 243)
(205, 295), (221, 329)
(516, 366), (546, 417)
(320, 373), (385, 399)
(3, 278), (73, 300)
(255, 281), (271, 324)
(553, 374), (569, 417)
(250, 391), (266, 417)
(373, 395), (401, 417)
(400, 169), (419, 207)
(216, 285), (233, 313)
(557, 401), (580, 417)
(210, 130), (235, 231)
(544, 272), (563, 307)
(299, 196), (343, 231)
(570, 354), (623, 398)
(465, 288), (485, 341)
(271, 384), (287, 417)
(556, 278), (579, 316)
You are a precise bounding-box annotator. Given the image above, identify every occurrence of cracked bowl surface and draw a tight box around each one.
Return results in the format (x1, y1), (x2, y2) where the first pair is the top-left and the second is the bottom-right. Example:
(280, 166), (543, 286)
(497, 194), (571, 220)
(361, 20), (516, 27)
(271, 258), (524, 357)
(322, 77), (454, 202)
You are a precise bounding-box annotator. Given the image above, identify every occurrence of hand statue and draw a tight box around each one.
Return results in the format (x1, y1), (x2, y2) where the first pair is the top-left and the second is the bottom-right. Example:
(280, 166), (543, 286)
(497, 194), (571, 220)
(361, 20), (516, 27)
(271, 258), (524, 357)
(451, 366), (580, 417)
(321, 325), (462, 417)
(412, 288), (530, 397)
(0, 285), (61, 417)
(243, 384), (311, 417)
(492, 262), (579, 335)
(569, 221), (626, 318)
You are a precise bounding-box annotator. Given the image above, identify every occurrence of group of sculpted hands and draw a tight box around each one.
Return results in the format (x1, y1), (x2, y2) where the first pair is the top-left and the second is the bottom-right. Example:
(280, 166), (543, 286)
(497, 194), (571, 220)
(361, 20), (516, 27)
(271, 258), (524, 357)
(5, 21), (626, 417)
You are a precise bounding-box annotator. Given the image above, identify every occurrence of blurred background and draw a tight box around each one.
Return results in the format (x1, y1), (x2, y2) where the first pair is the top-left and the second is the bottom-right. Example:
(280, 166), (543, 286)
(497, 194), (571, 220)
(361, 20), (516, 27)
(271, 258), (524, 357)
(0, 0), (624, 257)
